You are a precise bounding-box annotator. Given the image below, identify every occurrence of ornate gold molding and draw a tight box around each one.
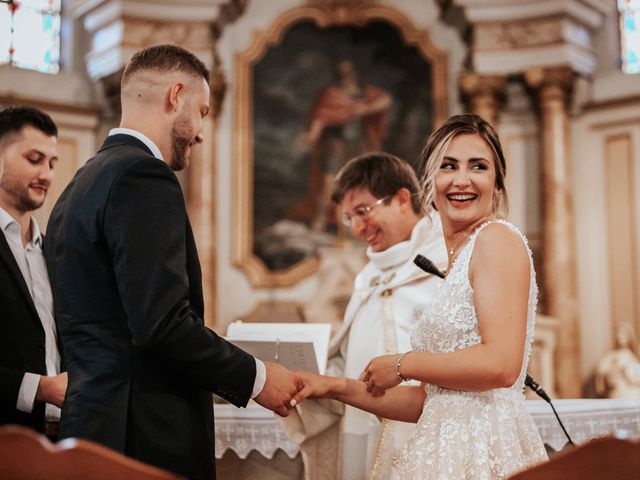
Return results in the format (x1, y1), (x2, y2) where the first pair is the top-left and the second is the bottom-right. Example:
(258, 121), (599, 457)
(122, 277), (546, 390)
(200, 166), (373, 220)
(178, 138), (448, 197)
(305, 0), (375, 13)
(525, 66), (575, 94)
(524, 66), (576, 113)
(120, 16), (213, 50)
(474, 17), (567, 51)
(459, 72), (506, 126)
(233, 3), (448, 288)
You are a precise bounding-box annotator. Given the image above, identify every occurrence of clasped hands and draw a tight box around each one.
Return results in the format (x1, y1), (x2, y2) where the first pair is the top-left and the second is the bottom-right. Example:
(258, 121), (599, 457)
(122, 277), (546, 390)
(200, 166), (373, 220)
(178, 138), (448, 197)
(254, 361), (305, 417)
(278, 353), (406, 408)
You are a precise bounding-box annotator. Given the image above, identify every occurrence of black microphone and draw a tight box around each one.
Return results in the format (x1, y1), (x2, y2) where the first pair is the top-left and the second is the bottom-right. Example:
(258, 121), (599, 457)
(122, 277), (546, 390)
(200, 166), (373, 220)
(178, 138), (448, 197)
(525, 373), (575, 446)
(525, 373), (551, 402)
(414, 254), (445, 279)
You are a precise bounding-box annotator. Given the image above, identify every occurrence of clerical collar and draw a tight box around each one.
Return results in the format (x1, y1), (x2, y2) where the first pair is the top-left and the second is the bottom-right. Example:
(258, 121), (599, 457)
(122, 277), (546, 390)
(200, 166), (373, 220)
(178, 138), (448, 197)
(367, 216), (432, 271)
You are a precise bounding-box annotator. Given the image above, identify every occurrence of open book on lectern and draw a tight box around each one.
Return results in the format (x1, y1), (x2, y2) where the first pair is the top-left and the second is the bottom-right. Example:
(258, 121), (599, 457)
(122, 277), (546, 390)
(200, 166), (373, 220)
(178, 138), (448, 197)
(225, 322), (332, 374)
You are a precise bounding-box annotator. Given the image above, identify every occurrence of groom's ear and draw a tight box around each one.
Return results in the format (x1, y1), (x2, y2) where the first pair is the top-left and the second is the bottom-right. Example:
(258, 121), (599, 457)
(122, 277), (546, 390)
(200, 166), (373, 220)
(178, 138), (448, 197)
(165, 82), (186, 113)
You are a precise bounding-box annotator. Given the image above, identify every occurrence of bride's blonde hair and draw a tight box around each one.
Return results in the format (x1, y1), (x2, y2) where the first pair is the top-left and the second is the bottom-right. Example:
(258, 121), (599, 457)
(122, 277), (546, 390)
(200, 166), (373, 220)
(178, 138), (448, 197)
(418, 114), (509, 218)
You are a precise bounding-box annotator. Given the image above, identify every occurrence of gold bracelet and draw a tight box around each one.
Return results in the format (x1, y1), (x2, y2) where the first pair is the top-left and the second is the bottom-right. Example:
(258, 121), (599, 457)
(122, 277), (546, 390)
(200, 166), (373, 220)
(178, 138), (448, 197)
(395, 351), (411, 382)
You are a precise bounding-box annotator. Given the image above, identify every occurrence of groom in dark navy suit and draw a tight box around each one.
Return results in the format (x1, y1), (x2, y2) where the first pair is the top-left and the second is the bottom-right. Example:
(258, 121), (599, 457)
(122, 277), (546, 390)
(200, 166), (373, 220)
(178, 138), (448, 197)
(44, 45), (303, 480)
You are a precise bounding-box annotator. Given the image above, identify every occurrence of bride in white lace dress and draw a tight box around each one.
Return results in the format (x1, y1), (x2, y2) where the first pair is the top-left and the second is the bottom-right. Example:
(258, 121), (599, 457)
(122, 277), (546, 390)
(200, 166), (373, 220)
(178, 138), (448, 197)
(294, 114), (548, 479)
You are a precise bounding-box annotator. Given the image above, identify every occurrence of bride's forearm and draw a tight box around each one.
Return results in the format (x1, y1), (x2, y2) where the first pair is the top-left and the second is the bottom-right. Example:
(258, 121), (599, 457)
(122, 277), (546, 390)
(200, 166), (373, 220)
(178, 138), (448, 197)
(332, 378), (425, 423)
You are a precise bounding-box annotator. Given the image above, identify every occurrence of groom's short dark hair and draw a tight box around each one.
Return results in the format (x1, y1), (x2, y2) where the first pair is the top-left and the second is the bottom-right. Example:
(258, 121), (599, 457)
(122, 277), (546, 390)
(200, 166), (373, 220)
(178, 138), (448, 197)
(121, 44), (209, 86)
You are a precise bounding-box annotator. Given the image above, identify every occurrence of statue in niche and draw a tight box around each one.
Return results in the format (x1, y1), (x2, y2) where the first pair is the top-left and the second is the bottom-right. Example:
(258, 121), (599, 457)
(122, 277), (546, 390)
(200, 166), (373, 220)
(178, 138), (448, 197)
(594, 322), (640, 399)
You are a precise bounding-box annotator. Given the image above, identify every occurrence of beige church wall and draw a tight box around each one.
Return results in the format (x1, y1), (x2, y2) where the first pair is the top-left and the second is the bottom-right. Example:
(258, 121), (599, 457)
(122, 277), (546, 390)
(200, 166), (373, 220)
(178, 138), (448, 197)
(213, 0), (466, 332)
(0, 66), (95, 108)
(569, 4), (640, 392)
(573, 98), (640, 389)
(32, 110), (101, 231)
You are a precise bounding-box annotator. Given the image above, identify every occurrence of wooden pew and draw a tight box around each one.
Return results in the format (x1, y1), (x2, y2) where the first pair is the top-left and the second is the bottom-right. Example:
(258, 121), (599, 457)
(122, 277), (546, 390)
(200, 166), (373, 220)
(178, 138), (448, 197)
(509, 436), (640, 480)
(0, 426), (183, 480)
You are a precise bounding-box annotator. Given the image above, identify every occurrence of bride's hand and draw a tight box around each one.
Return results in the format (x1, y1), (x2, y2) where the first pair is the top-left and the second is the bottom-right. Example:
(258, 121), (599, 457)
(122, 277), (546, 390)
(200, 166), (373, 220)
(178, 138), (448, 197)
(290, 371), (344, 406)
(361, 354), (402, 395)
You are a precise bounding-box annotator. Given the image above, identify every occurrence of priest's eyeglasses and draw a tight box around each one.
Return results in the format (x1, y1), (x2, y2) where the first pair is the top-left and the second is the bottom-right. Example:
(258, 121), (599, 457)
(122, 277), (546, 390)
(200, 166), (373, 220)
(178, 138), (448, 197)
(341, 196), (391, 227)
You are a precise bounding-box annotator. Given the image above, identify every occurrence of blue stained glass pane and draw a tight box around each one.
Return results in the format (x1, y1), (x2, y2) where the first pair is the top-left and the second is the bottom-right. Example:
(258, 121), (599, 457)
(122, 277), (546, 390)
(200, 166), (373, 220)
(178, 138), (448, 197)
(12, 6), (60, 73)
(0, 0), (59, 73)
(43, 14), (52, 31)
(620, 3), (640, 74)
(624, 14), (636, 32)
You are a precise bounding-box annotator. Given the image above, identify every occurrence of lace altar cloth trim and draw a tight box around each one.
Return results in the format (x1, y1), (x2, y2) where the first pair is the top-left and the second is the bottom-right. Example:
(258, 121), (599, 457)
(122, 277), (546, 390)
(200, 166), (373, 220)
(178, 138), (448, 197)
(214, 398), (640, 459)
(215, 402), (300, 459)
(525, 398), (640, 451)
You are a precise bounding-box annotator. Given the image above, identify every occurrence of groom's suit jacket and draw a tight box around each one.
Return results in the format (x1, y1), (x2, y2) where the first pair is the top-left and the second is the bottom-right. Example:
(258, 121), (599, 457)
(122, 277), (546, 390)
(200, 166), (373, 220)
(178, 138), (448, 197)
(44, 134), (256, 480)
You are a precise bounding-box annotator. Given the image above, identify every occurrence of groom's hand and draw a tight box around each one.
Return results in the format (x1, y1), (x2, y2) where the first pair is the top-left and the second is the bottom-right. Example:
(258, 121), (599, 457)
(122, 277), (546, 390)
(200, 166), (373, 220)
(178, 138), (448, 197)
(254, 361), (304, 417)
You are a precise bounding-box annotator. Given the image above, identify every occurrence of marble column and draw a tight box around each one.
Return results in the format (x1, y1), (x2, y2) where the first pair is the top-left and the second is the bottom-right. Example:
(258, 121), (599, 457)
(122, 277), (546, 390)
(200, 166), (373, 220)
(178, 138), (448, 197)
(525, 66), (581, 398)
(459, 72), (506, 127)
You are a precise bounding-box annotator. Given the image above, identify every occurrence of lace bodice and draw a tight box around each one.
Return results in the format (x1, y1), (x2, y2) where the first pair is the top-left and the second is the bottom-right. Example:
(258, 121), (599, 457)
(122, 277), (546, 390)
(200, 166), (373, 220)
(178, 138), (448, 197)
(411, 220), (537, 393)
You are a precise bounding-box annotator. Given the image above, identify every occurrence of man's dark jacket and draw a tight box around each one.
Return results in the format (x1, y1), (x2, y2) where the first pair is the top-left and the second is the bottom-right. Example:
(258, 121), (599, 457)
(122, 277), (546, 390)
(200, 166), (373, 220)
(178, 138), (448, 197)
(44, 134), (256, 480)
(0, 231), (47, 432)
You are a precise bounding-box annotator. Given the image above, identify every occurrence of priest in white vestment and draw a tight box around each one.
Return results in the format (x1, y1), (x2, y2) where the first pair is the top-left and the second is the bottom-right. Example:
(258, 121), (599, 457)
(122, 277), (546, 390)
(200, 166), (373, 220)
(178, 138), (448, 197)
(281, 152), (446, 480)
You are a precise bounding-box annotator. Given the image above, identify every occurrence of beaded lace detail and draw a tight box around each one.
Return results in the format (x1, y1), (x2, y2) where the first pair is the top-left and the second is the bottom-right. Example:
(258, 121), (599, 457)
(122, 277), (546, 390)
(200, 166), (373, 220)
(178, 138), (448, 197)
(391, 220), (547, 479)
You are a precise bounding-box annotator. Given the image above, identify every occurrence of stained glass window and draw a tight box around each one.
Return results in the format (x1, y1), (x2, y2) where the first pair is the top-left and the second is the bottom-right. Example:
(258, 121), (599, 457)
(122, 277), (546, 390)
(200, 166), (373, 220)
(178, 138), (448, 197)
(0, 0), (61, 74)
(619, 0), (640, 74)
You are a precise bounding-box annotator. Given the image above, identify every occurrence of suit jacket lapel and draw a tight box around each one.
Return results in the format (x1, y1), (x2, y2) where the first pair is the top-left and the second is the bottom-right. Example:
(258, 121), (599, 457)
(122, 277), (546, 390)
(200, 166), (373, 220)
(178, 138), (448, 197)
(0, 230), (41, 322)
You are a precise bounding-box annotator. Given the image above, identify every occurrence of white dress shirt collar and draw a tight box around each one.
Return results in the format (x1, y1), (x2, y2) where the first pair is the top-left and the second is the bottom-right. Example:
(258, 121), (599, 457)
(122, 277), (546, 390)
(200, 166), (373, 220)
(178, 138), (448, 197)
(108, 128), (164, 161)
(0, 207), (42, 248)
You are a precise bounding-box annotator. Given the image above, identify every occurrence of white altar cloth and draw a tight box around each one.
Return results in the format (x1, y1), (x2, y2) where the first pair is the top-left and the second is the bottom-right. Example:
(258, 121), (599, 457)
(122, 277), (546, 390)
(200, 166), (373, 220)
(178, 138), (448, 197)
(215, 401), (299, 460)
(525, 398), (640, 451)
(214, 397), (640, 459)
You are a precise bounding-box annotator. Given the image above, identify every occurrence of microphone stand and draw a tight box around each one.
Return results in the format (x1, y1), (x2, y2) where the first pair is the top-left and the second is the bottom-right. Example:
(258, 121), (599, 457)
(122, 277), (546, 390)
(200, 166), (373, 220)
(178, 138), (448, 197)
(525, 374), (575, 447)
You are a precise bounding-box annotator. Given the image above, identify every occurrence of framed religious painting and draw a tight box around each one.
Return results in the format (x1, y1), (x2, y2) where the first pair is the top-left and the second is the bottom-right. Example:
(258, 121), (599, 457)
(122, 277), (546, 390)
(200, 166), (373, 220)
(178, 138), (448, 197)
(233, 2), (447, 287)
